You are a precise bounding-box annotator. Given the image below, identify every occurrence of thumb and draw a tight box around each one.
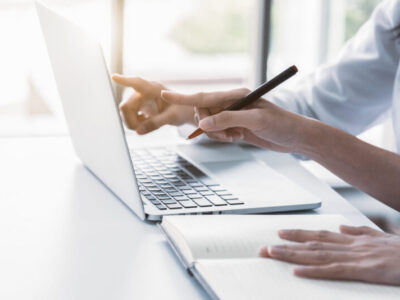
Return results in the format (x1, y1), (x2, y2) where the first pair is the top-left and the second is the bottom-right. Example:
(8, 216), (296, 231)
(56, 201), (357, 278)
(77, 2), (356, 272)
(136, 111), (175, 135)
(199, 109), (263, 132)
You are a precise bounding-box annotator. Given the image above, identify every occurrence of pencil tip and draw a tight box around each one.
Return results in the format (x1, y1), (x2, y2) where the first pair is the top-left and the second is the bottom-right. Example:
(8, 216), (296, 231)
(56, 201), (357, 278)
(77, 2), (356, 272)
(187, 128), (204, 140)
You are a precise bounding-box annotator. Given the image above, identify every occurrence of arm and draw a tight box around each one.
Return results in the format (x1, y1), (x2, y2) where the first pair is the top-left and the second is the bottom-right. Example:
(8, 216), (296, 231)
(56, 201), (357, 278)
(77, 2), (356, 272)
(269, 0), (399, 135)
(161, 90), (400, 211)
(302, 119), (400, 211)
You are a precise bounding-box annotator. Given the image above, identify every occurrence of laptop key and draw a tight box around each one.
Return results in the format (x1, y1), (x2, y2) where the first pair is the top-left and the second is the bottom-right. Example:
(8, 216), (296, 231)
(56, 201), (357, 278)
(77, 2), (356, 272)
(155, 179), (168, 184)
(160, 184), (173, 188)
(189, 182), (203, 187)
(144, 183), (157, 188)
(155, 204), (167, 210)
(178, 200), (197, 208)
(139, 180), (152, 184)
(157, 195), (172, 200)
(170, 192), (184, 197)
(216, 191), (232, 196)
(153, 192), (168, 197)
(178, 186), (191, 191)
(200, 191), (214, 196)
(194, 186), (209, 192)
(206, 195), (227, 206)
(185, 179), (198, 184)
(221, 195), (238, 201)
(188, 193), (202, 199)
(192, 198), (212, 207)
(166, 203), (182, 209)
(182, 189), (197, 195)
(161, 199), (177, 204)
(173, 195), (189, 201)
(226, 199), (244, 205)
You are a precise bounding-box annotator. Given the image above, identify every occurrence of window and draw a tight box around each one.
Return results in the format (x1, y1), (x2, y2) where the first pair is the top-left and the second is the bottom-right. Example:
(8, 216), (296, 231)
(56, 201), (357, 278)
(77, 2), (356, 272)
(123, 0), (258, 94)
(0, 0), (383, 137)
(268, 0), (381, 78)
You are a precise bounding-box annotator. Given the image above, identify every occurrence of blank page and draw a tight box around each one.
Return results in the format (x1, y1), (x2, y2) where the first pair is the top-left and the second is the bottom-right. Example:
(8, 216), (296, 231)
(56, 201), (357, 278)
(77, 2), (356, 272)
(196, 258), (400, 300)
(163, 214), (351, 260)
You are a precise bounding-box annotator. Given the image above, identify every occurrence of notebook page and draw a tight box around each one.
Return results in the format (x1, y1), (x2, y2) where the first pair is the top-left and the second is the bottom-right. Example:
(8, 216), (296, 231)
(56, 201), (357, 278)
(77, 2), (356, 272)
(163, 215), (351, 260)
(195, 258), (400, 300)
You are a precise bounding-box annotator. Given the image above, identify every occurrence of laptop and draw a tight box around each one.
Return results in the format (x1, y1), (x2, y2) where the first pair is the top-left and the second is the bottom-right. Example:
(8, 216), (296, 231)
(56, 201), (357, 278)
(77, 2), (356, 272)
(35, 2), (321, 221)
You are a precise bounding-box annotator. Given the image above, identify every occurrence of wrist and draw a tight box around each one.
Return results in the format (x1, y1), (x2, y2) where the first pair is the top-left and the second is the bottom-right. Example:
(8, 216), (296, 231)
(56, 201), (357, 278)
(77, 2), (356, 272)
(295, 118), (327, 158)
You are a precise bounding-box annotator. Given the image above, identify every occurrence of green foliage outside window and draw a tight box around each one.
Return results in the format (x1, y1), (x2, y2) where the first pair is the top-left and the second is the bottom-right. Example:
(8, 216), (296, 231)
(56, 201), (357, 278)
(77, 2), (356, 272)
(170, 0), (382, 54)
(171, 10), (249, 54)
(170, 0), (251, 54)
(345, 0), (381, 41)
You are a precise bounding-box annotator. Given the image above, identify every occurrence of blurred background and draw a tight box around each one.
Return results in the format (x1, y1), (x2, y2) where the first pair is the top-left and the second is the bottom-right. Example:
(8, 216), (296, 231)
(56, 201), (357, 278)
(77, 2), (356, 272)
(1, 0), (398, 230)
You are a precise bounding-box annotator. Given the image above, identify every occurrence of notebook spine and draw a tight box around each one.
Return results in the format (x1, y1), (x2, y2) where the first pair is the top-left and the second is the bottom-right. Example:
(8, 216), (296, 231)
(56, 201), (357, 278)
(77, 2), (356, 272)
(157, 223), (193, 271)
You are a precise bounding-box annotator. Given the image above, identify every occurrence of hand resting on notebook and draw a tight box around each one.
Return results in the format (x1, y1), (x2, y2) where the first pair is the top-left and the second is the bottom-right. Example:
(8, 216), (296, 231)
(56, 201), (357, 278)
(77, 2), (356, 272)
(260, 225), (400, 286)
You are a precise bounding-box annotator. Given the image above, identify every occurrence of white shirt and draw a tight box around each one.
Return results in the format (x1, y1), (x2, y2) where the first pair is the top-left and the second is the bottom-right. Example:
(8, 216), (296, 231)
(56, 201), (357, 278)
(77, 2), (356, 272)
(269, 0), (400, 151)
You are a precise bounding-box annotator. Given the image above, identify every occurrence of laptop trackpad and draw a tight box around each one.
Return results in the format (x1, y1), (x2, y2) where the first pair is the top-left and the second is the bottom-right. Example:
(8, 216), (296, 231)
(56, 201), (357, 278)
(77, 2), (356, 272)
(177, 143), (253, 163)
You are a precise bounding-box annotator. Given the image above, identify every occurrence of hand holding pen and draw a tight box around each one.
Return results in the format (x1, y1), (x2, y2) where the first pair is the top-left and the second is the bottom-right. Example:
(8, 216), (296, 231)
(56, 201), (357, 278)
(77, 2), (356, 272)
(161, 66), (300, 151)
(114, 65), (302, 152)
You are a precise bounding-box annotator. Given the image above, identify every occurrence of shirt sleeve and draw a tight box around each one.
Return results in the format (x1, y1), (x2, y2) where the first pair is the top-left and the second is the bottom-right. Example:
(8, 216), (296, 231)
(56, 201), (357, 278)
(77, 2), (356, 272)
(268, 0), (400, 136)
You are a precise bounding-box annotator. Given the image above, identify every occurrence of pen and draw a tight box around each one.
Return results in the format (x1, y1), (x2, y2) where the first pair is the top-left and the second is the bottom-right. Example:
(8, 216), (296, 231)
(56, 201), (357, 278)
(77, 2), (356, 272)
(187, 65), (298, 140)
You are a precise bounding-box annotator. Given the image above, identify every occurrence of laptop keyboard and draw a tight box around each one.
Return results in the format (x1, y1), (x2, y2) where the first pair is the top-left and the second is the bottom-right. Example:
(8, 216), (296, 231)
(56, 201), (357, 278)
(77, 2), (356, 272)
(130, 148), (244, 210)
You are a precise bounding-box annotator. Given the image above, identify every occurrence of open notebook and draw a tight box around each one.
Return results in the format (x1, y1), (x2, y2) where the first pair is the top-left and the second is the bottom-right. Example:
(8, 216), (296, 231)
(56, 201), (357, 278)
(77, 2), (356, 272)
(160, 214), (400, 300)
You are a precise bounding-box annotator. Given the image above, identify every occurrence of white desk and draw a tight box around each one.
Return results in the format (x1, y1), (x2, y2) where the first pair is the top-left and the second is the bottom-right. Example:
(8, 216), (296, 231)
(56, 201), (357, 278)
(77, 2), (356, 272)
(0, 135), (375, 300)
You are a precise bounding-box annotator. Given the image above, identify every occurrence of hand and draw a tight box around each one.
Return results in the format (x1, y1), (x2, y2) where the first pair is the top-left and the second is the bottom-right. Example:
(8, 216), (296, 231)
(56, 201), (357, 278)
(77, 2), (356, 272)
(112, 75), (195, 134)
(161, 88), (313, 152)
(259, 225), (400, 286)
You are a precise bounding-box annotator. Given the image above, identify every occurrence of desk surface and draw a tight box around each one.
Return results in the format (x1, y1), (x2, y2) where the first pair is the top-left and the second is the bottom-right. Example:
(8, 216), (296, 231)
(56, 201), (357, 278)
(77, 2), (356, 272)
(0, 135), (374, 300)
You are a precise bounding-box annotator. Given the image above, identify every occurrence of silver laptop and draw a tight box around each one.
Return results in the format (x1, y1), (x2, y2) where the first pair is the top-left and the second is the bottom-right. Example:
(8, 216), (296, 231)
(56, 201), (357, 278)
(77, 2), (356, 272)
(36, 2), (321, 221)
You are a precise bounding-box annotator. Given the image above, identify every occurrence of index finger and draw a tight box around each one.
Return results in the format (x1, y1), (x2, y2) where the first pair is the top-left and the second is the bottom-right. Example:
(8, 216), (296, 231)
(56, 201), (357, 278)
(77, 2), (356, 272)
(278, 229), (354, 244)
(161, 88), (248, 108)
(112, 74), (151, 94)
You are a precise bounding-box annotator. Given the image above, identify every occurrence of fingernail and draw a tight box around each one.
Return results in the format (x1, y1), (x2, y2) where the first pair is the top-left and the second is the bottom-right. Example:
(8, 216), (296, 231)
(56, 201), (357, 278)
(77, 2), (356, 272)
(232, 132), (243, 141)
(194, 113), (200, 124)
(278, 229), (290, 237)
(259, 247), (269, 257)
(293, 267), (307, 276)
(225, 134), (233, 142)
(269, 246), (285, 256)
(199, 117), (214, 130)
(136, 126), (145, 135)
(160, 90), (172, 99)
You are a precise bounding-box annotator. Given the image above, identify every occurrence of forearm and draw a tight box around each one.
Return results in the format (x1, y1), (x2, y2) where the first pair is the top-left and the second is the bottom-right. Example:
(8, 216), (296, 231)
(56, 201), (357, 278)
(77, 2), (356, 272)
(299, 120), (400, 210)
